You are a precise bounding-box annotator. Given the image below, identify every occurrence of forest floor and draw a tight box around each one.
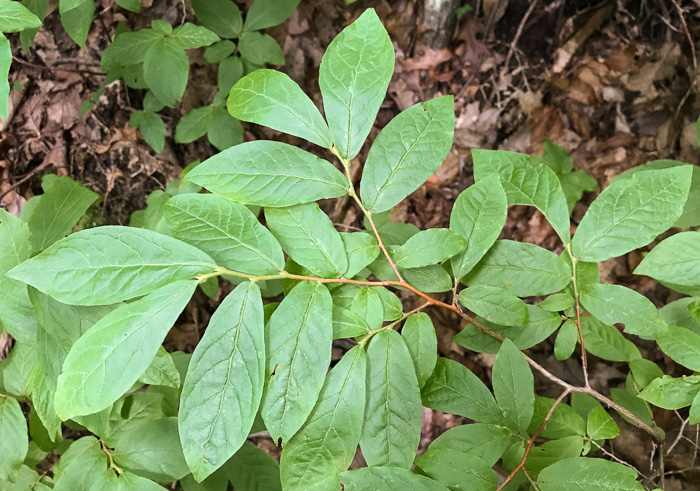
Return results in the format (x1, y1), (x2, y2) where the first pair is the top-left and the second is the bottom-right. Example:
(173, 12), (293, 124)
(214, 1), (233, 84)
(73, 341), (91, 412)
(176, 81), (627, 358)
(2, 0), (700, 488)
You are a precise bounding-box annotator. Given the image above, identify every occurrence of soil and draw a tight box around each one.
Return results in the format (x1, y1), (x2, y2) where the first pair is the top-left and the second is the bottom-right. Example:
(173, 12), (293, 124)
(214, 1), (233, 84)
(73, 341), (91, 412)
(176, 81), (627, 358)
(2, 0), (700, 489)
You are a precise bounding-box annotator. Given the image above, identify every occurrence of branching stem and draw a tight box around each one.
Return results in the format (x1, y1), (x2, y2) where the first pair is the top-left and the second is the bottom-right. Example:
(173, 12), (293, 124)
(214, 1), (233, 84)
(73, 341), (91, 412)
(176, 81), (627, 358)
(496, 389), (571, 491)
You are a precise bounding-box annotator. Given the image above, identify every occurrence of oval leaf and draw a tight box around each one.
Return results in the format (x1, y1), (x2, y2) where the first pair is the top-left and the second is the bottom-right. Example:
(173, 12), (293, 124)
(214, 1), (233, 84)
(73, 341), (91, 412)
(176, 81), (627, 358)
(319, 9), (394, 160)
(393, 228), (465, 269)
(459, 285), (529, 327)
(463, 240), (571, 297)
(0, 397), (28, 480)
(634, 231), (700, 287)
(265, 203), (348, 278)
(360, 330), (422, 469)
(54, 280), (197, 419)
(261, 281), (333, 443)
(450, 176), (508, 280)
(572, 166), (692, 262)
(537, 457), (643, 491)
(164, 194), (284, 275)
(179, 282), (264, 481)
(8, 226), (215, 306)
(402, 313), (438, 389)
(280, 346), (366, 490)
(229, 70), (332, 148)
(185, 141), (348, 207)
(360, 96), (455, 213)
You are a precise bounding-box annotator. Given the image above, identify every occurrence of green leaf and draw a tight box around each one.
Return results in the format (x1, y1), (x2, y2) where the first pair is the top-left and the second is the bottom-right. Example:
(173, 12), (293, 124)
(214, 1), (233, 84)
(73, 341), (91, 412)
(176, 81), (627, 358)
(170, 23), (219, 49)
(580, 283), (667, 340)
(52, 436), (110, 490)
(192, 0), (241, 38)
(351, 286), (384, 330)
(414, 450), (498, 490)
(54, 280), (196, 419)
(205, 40), (236, 64)
(207, 106), (243, 151)
(225, 441), (282, 491)
(402, 313), (437, 389)
(261, 281), (333, 443)
(634, 231), (700, 287)
(629, 358), (663, 389)
(580, 316), (640, 362)
(9, 226), (214, 305)
(572, 166), (692, 262)
(238, 31), (284, 66)
(0, 32), (10, 120)
(340, 232), (379, 278)
(0, 397), (27, 480)
(554, 320), (578, 360)
(59, 0), (94, 47)
(2, 342), (38, 398)
(449, 176), (508, 280)
(26, 176), (98, 252)
(459, 285), (529, 327)
(420, 423), (513, 466)
(361, 330), (422, 468)
(402, 264), (452, 293)
(454, 304), (562, 354)
(151, 19), (172, 36)
(266, 203), (348, 278)
(360, 96), (455, 213)
(615, 160), (700, 228)
(229, 70), (332, 148)
(539, 292), (575, 312)
(218, 55), (243, 94)
(690, 391), (700, 425)
(164, 194), (284, 276)
(139, 346), (180, 388)
(19, 0), (48, 50)
(101, 29), (163, 71)
(0, 210), (36, 342)
(639, 375), (700, 410)
(115, 0), (140, 12)
(0, 1), (42, 32)
(376, 287), (402, 321)
(393, 228), (464, 268)
(129, 110), (165, 153)
(109, 417), (189, 481)
(657, 325), (700, 371)
(332, 305), (369, 339)
(179, 282), (264, 480)
(472, 149), (571, 244)
(659, 297), (700, 334)
(525, 436), (584, 474)
(143, 38), (189, 106)
(493, 339), (534, 434)
(30, 288), (113, 388)
(463, 240), (571, 296)
(244, 0), (301, 31)
(537, 457), (643, 490)
(340, 467), (449, 490)
(421, 357), (502, 424)
(319, 8), (394, 160)
(175, 106), (214, 144)
(586, 407), (619, 440)
(280, 345), (366, 490)
(185, 141), (348, 207)
(528, 397), (586, 439)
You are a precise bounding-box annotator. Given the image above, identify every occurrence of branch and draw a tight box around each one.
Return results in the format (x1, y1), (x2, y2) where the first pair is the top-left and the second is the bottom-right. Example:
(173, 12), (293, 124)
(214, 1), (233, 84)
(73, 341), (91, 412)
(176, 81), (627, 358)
(496, 389), (571, 491)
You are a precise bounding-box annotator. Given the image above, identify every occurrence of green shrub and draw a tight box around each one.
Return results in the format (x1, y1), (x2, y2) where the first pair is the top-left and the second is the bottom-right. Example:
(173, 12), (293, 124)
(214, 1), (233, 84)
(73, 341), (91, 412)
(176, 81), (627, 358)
(1, 7), (700, 490)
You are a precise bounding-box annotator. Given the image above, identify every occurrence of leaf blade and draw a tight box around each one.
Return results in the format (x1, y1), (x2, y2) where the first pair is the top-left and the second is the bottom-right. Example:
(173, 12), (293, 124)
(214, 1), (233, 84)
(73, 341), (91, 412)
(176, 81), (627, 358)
(261, 281), (333, 443)
(185, 141), (348, 207)
(360, 96), (455, 213)
(54, 280), (197, 419)
(319, 9), (394, 160)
